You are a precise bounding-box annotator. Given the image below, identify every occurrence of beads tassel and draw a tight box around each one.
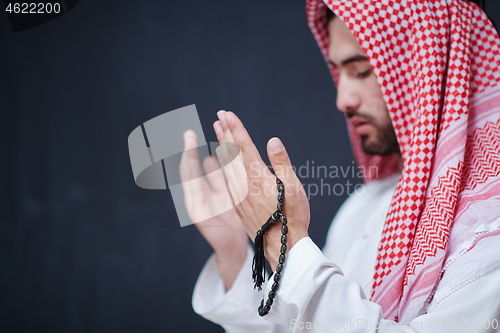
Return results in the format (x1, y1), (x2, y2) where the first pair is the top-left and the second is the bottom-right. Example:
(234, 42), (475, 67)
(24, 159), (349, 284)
(252, 230), (265, 290)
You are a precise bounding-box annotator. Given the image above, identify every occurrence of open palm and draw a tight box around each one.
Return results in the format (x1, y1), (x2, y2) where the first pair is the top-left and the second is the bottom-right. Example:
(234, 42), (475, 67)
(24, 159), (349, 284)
(179, 130), (247, 267)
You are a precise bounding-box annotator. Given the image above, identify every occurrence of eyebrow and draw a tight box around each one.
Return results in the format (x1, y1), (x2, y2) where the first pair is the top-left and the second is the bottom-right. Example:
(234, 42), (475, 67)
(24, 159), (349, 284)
(329, 55), (369, 68)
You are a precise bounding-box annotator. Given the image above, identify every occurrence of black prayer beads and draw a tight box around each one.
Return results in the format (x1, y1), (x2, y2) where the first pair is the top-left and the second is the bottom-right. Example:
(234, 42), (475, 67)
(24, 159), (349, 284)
(255, 178), (288, 317)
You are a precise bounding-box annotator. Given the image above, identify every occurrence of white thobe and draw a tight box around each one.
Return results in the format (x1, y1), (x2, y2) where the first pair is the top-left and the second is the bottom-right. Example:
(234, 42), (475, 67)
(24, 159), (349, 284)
(192, 173), (500, 332)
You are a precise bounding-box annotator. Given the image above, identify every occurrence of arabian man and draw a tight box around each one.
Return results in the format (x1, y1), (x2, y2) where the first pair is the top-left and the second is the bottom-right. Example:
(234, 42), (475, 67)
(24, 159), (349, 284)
(180, 0), (500, 331)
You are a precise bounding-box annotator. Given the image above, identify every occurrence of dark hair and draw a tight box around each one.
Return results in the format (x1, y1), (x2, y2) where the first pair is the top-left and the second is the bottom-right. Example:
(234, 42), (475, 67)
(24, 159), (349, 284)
(326, 7), (335, 23)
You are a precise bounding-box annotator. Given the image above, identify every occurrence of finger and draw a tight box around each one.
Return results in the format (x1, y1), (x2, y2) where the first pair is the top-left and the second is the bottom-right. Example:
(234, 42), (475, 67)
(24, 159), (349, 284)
(180, 130), (210, 199)
(180, 130), (203, 181)
(215, 118), (245, 176)
(218, 111), (272, 178)
(217, 113), (254, 206)
(214, 120), (225, 142)
(215, 146), (234, 203)
(216, 140), (249, 207)
(201, 155), (236, 217)
(202, 155), (227, 193)
(267, 137), (303, 193)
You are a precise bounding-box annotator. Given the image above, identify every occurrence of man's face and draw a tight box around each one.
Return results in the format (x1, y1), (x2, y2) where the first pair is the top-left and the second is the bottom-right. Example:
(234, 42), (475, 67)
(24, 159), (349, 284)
(328, 16), (399, 156)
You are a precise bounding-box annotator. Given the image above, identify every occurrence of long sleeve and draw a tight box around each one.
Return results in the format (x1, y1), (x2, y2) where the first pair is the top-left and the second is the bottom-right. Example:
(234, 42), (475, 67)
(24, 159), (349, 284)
(192, 245), (290, 333)
(264, 237), (500, 332)
(192, 175), (500, 332)
(191, 175), (398, 332)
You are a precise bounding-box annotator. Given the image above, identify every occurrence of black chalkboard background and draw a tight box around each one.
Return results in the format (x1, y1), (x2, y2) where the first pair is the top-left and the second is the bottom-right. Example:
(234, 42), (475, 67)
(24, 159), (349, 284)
(1, 1), (499, 332)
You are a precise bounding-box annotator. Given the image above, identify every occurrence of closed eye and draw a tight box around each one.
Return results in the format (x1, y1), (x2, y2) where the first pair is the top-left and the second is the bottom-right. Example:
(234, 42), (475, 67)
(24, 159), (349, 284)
(356, 69), (372, 78)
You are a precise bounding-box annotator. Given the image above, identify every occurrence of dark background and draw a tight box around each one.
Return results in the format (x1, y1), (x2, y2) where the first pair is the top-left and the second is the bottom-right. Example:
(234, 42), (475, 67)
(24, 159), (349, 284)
(1, 1), (499, 332)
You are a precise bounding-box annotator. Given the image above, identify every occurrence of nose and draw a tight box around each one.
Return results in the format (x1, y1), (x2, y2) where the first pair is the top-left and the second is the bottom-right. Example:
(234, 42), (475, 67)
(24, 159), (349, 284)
(336, 77), (361, 113)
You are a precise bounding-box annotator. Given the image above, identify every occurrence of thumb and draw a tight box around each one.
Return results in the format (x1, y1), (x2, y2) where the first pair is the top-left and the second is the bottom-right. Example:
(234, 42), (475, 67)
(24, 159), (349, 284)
(267, 137), (295, 183)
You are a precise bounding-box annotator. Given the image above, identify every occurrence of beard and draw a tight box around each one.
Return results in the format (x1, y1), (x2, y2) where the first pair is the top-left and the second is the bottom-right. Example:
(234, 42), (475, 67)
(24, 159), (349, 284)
(347, 110), (400, 156)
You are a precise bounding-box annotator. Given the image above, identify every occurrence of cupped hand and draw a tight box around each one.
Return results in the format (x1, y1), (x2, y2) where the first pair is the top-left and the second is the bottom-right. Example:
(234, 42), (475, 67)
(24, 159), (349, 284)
(213, 111), (310, 270)
(179, 130), (248, 290)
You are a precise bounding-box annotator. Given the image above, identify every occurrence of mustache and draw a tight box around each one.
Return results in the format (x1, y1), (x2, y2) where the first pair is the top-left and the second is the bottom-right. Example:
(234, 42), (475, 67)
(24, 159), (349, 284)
(346, 110), (374, 123)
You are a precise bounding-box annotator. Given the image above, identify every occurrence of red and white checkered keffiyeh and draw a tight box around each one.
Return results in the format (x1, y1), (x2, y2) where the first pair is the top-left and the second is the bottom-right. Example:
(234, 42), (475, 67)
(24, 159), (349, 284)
(307, 0), (500, 322)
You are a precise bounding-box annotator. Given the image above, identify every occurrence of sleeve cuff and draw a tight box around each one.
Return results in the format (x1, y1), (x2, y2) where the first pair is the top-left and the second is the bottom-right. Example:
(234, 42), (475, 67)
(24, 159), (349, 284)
(263, 237), (344, 326)
(192, 244), (267, 325)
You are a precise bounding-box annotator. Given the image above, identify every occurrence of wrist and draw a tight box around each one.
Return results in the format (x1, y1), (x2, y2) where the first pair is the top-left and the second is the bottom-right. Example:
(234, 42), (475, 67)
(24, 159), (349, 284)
(214, 242), (247, 291)
(214, 240), (247, 263)
(264, 226), (308, 271)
